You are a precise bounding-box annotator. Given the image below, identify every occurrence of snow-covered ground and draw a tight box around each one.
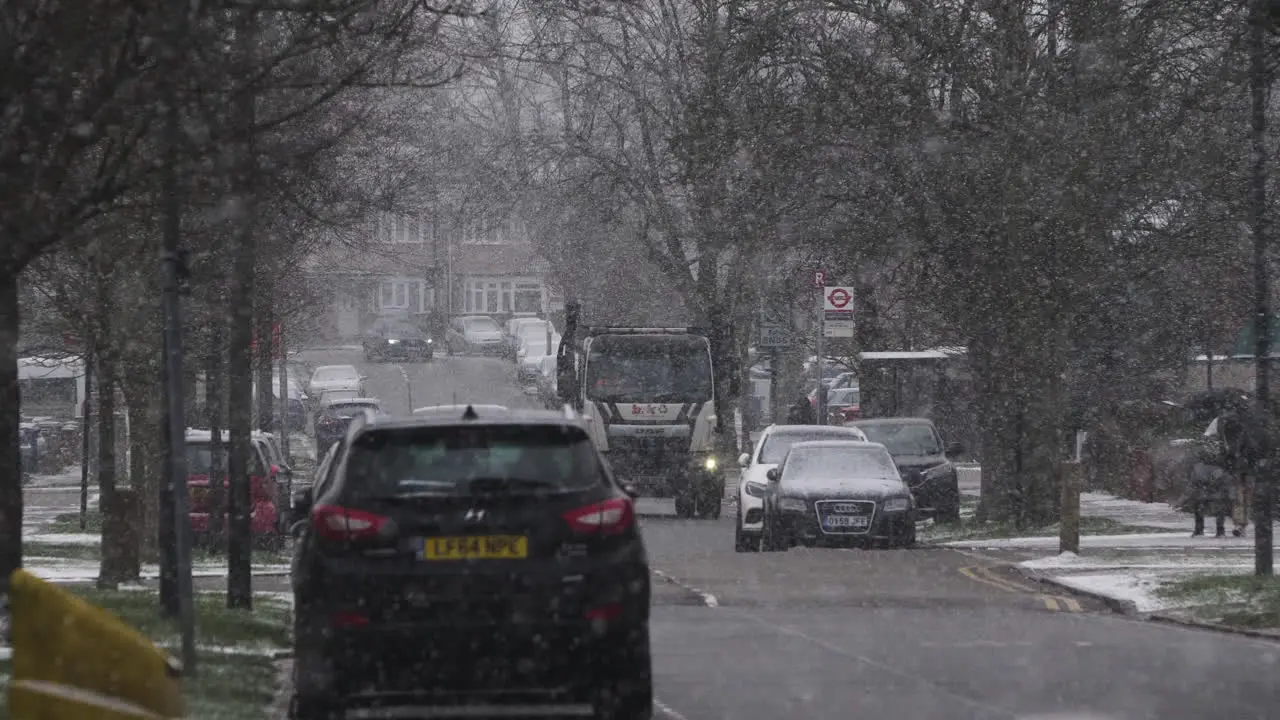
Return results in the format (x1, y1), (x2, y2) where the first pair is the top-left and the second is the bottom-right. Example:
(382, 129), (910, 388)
(960, 470), (1269, 617)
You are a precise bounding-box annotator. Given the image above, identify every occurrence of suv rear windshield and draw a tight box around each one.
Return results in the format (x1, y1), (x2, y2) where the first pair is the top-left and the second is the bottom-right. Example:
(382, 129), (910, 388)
(343, 424), (603, 498)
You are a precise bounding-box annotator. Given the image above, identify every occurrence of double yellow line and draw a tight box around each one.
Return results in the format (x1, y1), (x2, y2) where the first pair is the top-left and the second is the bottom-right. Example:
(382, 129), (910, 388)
(960, 565), (1084, 613)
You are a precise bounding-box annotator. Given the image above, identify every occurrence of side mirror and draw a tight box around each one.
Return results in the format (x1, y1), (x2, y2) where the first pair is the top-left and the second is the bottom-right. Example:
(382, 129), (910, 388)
(621, 483), (640, 499)
(738, 452), (751, 468)
(359, 375), (369, 381)
(946, 441), (966, 458)
(270, 463), (281, 476)
(766, 468), (779, 482)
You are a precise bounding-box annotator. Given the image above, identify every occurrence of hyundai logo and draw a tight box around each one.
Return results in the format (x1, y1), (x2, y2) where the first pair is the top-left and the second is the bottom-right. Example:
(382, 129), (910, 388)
(463, 508), (486, 521)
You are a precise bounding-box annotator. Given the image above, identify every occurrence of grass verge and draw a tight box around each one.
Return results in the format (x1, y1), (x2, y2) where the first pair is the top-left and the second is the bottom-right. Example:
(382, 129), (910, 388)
(0, 586), (291, 720)
(43, 511), (104, 535)
(1156, 574), (1280, 629)
(921, 515), (1173, 543)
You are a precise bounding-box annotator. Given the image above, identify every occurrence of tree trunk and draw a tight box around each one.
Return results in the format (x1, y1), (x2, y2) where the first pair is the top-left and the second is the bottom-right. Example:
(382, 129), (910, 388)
(207, 302), (227, 551)
(0, 266), (23, 582)
(227, 227), (257, 608)
(225, 5), (259, 610)
(96, 352), (131, 585)
(124, 389), (157, 561)
(255, 296), (274, 432)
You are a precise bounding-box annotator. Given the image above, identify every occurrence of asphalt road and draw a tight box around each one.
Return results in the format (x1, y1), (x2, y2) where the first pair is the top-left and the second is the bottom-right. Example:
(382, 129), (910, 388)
(253, 350), (1280, 716)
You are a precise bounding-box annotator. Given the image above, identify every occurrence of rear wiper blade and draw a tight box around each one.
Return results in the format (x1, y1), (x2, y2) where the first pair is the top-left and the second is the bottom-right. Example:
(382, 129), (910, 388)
(467, 477), (559, 493)
(372, 491), (456, 501)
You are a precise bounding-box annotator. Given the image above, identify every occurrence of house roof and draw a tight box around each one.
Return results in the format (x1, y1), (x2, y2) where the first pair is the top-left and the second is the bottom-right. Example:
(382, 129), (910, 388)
(452, 244), (550, 276)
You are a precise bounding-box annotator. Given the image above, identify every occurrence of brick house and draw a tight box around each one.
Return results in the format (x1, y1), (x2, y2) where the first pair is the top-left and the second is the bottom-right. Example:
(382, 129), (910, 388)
(304, 212), (559, 342)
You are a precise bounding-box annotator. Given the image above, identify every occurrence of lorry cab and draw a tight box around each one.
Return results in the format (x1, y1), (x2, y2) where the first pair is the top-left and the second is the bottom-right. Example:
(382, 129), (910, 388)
(556, 304), (727, 519)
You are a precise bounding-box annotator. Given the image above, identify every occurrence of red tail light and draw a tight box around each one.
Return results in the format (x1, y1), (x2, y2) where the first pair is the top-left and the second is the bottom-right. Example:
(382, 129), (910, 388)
(562, 498), (634, 536)
(312, 504), (390, 541)
(585, 603), (623, 621)
(332, 611), (369, 628)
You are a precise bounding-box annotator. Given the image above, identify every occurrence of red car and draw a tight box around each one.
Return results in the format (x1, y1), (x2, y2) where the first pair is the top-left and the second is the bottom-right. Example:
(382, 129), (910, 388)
(825, 386), (862, 423)
(185, 429), (285, 549)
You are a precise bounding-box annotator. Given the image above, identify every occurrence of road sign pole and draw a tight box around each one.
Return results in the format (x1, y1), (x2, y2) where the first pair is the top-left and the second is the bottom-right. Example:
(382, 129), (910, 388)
(815, 287), (825, 425)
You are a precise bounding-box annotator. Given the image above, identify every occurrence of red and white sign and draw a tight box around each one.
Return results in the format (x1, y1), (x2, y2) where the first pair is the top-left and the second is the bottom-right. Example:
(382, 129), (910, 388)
(823, 286), (854, 311)
(812, 271), (826, 288)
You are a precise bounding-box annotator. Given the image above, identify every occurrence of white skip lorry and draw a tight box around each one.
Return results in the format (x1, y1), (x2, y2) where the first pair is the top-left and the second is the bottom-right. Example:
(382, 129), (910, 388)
(555, 301), (729, 519)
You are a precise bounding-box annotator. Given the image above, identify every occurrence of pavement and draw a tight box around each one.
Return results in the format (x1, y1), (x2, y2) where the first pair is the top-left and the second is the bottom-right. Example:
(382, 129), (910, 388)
(23, 348), (1280, 718)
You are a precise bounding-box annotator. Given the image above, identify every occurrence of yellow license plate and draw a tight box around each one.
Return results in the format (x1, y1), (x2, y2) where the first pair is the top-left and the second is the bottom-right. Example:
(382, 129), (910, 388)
(422, 535), (528, 560)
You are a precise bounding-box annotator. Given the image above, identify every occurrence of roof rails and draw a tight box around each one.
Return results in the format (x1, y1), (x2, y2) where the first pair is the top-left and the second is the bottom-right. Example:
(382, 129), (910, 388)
(585, 326), (707, 337)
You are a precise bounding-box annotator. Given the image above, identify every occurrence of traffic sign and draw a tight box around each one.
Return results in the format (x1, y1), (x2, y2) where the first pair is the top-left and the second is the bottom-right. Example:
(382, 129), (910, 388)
(823, 286), (854, 311)
(758, 322), (788, 348)
(812, 271), (826, 288)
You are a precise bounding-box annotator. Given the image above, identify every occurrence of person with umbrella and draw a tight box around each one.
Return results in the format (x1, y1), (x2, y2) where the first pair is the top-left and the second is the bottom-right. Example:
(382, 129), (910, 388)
(1181, 437), (1232, 538)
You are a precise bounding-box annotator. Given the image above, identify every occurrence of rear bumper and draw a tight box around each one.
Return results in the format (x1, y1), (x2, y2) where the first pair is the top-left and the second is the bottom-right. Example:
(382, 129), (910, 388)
(299, 618), (646, 701)
(295, 560), (651, 705)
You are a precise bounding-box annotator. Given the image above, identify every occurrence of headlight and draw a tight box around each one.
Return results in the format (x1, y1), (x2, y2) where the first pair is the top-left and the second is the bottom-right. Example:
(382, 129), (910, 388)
(387, 338), (399, 345)
(704, 456), (718, 471)
(883, 497), (911, 512)
(426, 338), (433, 343)
(779, 497), (806, 512)
(743, 481), (767, 498)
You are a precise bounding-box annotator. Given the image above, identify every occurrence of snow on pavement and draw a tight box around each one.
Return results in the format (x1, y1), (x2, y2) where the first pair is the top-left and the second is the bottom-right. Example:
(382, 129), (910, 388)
(945, 532), (1256, 550)
(1050, 572), (1179, 613)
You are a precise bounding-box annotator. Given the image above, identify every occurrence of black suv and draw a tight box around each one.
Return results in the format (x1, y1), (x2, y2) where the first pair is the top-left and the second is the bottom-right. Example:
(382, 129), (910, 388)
(848, 416), (965, 522)
(288, 406), (653, 720)
(362, 316), (434, 362)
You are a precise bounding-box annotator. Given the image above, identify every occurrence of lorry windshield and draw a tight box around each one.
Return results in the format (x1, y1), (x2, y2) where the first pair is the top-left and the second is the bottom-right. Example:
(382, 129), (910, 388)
(584, 334), (713, 403)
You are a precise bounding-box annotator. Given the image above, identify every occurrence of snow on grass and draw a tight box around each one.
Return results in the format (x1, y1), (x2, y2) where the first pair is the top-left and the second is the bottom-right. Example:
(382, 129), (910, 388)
(1021, 549), (1255, 573)
(945, 531), (1256, 550)
(1050, 572), (1177, 613)
(25, 532), (100, 546)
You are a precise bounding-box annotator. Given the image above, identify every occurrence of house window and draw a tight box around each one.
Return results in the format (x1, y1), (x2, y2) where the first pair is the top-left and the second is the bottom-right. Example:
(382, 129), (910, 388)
(514, 283), (542, 313)
(378, 280), (416, 311)
(501, 282), (512, 312)
(338, 294), (359, 312)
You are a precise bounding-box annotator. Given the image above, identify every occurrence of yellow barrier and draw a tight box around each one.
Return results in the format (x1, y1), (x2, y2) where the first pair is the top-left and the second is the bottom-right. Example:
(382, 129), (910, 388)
(6, 569), (184, 719)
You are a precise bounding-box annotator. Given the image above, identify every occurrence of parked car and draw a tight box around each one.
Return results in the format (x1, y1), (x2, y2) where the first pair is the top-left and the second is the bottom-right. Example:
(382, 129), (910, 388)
(446, 315), (506, 356)
(288, 405), (651, 719)
(760, 439), (916, 550)
(516, 326), (560, 385)
(535, 354), (560, 409)
(735, 424), (868, 553)
(847, 417), (964, 522)
(185, 428), (286, 549)
(363, 316), (434, 362)
(308, 364), (365, 397)
(315, 398), (383, 456)
(503, 315), (546, 360)
(825, 386), (861, 423)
